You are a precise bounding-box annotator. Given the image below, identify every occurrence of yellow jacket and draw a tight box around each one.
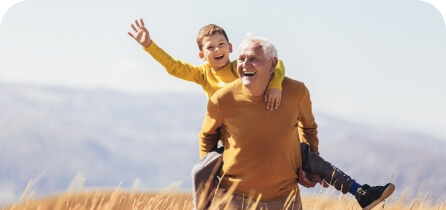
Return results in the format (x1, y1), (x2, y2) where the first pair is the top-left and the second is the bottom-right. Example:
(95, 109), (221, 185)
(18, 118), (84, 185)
(144, 41), (285, 99)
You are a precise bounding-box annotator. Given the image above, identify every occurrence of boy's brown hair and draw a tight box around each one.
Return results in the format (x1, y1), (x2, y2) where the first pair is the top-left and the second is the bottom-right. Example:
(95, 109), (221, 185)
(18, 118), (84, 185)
(196, 24), (229, 51)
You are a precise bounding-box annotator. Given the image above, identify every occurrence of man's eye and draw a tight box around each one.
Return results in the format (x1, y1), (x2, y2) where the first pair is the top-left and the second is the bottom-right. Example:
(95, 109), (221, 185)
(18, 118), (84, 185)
(249, 58), (258, 62)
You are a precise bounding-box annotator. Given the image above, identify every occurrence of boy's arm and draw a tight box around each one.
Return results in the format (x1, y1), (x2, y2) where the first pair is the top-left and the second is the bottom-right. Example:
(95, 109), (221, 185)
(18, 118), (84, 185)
(268, 59), (285, 90)
(144, 42), (205, 84)
(265, 59), (285, 110)
(128, 18), (205, 85)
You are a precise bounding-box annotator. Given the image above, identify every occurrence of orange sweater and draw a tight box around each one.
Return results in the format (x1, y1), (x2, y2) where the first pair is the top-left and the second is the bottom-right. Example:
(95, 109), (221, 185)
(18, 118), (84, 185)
(199, 77), (319, 200)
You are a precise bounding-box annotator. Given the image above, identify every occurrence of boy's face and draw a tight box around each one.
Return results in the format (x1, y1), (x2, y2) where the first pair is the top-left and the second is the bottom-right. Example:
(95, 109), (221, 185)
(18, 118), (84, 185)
(199, 33), (232, 71)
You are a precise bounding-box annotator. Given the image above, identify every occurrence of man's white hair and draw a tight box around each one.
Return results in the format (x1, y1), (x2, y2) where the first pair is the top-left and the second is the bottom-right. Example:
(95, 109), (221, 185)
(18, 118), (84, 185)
(239, 33), (278, 59)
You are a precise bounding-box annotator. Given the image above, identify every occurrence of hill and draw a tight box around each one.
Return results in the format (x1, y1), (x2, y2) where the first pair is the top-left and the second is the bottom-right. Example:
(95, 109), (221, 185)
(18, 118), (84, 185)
(0, 82), (445, 205)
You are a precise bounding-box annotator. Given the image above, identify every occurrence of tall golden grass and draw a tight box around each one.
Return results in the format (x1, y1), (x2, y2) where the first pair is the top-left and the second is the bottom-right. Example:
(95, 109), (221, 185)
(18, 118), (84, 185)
(3, 179), (445, 210)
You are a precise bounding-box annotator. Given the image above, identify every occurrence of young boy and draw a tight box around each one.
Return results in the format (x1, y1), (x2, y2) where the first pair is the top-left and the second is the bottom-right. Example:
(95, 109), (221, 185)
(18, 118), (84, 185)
(128, 20), (284, 111)
(128, 18), (395, 210)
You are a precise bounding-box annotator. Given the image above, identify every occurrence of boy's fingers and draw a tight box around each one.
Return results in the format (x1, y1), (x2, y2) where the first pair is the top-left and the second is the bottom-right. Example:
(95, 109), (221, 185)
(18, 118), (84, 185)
(134, 19), (141, 28)
(275, 98), (281, 109)
(127, 32), (135, 38)
(140, 18), (145, 27)
(131, 24), (137, 32)
(268, 98), (275, 111)
(264, 94), (270, 109)
(271, 98), (278, 110)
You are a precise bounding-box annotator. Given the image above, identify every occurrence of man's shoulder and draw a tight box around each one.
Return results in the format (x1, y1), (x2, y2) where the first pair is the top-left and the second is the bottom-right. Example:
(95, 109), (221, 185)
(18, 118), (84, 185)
(283, 77), (306, 89)
(211, 79), (242, 99)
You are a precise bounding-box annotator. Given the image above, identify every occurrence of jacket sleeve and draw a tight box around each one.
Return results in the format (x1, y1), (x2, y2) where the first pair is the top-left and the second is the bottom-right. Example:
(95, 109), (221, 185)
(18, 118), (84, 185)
(199, 95), (223, 158)
(143, 41), (205, 85)
(297, 84), (320, 154)
(267, 59), (285, 90)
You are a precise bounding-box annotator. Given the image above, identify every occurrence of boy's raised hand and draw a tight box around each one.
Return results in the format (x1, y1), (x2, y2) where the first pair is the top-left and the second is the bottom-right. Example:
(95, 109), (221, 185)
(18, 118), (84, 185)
(128, 18), (152, 48)
(265, 88), (281, 111)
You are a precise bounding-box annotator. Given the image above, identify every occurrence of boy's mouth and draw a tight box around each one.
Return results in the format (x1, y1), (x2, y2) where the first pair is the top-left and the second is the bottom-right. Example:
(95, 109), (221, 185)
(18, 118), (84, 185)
(215, 55), (224, 60)
(243, 71), (256, 77)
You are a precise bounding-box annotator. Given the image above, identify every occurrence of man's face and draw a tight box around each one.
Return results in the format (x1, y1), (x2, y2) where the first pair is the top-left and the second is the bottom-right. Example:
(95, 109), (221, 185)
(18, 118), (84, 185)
(199, 33), (233, 71)
(237, 41), (275, 93)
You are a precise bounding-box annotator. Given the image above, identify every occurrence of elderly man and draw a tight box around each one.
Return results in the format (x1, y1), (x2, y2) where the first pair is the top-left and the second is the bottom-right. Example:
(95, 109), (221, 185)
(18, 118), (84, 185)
(199, 35), (394, 209)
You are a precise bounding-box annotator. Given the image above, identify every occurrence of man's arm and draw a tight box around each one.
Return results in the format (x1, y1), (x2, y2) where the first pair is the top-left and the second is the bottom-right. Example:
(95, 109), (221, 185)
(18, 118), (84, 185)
(199, 96), (223, 158)
(298, 84), (319, 154)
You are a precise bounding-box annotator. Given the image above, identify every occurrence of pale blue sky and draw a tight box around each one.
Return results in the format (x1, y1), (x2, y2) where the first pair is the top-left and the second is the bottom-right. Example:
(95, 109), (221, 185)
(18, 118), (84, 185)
(1, 0), (446, 139)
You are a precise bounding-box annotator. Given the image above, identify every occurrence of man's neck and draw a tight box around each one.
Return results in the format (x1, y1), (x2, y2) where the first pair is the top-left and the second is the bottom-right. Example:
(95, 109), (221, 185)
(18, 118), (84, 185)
(243, 75), (273, 96)
(244, 85), (268, 96)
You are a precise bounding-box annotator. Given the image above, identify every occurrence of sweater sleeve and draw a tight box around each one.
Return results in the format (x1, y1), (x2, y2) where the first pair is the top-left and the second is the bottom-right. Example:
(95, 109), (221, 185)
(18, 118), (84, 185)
(143, 41), (205, 85)
(199, 95), (223, 158)
(297, 84), (320, 154)
(267, 59), (285, 90)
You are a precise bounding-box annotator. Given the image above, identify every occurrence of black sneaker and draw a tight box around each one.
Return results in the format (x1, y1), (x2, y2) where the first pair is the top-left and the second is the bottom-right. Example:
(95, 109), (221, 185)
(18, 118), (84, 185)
(355, 183), (395, 210)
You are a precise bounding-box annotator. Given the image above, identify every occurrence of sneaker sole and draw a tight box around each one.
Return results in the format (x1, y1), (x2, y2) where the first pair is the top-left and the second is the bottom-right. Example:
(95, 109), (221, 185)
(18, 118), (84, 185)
(363, 183), (395, 210)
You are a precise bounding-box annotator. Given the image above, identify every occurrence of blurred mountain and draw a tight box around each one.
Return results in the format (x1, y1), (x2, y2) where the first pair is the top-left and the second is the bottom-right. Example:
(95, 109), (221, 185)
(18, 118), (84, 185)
(0, 82), (445, 204)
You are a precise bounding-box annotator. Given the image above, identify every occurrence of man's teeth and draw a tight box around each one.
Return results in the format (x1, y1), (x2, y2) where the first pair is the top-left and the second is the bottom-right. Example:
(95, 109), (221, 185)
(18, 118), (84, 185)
(243, 72), (256, 76)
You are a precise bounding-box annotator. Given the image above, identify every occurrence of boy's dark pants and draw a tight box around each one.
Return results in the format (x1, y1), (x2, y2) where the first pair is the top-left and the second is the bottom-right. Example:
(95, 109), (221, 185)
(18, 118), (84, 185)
(300, 143), (356, 193)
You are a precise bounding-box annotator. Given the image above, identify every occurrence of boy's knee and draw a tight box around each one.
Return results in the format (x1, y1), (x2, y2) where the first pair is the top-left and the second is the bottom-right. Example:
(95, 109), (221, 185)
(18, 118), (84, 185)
(191, 164), (203, 179)
(191, 149), (223, 182)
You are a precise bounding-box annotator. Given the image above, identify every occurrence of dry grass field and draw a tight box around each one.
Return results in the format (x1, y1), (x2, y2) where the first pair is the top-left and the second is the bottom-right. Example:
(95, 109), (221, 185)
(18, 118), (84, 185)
(3, 181), (445, 210)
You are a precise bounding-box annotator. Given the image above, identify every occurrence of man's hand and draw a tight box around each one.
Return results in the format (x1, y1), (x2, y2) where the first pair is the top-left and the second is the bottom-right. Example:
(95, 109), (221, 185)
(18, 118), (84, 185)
(264, 88), (281, 111)
(128, 18), (152, 48)
(298, 168), (329, 188)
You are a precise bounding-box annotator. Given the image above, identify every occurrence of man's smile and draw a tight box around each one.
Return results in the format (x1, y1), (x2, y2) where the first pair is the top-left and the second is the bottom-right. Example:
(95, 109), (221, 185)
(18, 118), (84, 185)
(243, 71), (256, 77)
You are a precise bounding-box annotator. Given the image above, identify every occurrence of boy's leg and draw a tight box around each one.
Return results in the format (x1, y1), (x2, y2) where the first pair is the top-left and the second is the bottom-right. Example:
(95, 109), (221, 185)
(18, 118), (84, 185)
(301, 143), (355, 194)
(300, 143), (395, 210)
(191, 147), (224, 210)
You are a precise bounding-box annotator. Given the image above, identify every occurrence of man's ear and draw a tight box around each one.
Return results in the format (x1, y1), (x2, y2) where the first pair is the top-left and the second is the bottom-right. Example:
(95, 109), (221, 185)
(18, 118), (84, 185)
(269, 57), (278, 73)
(198, 51), (206, 61)
(229, 43), (233, 53)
